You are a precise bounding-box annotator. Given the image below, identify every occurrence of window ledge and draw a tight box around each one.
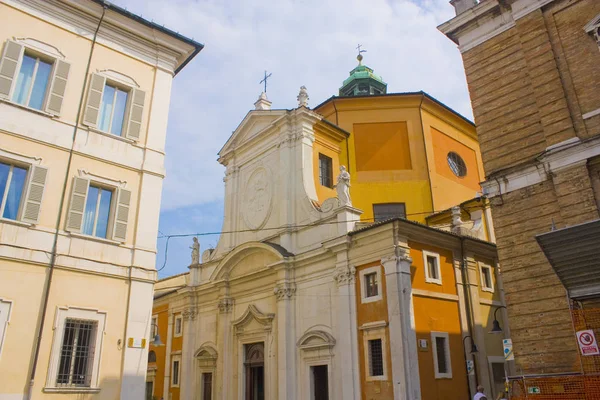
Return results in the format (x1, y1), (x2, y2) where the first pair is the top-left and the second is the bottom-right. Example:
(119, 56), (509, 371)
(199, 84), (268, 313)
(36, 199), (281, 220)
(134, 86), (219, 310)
(482, 287), (494, 293)
(0, 217), (33, 228)
(425, 279), (443, 286)
(43, 387), (101, 394)
(0, 97), (55, 118)
(366, 375), (388, 382)
(68, 231), (123, 246)
(87, 127), (136, 144)
(361, 294), (383, 304)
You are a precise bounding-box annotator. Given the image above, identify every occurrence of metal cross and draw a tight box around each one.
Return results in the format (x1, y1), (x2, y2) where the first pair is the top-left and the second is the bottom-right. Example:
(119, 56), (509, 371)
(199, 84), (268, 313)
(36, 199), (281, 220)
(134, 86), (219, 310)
(260, 70), (272, 93)
(356, 44), (367, 55)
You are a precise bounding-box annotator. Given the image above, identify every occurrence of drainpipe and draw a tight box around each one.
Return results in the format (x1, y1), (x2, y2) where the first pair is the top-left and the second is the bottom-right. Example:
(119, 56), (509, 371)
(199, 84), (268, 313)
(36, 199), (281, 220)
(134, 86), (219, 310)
(460, 237), (479, 388)
(25, 6), (107, 399)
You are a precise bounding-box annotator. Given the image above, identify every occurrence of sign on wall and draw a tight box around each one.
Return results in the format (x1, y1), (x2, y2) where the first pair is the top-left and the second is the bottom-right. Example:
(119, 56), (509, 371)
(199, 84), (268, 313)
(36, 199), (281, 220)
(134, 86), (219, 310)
(503, 339), (514, 361)
(576, 330), (600, 356)
(466, 360), (474, 376)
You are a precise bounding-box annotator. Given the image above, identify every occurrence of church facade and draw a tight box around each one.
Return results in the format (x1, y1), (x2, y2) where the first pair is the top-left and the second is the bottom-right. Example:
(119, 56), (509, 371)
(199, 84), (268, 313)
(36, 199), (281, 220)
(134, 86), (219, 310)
(148, 80), (509, 400)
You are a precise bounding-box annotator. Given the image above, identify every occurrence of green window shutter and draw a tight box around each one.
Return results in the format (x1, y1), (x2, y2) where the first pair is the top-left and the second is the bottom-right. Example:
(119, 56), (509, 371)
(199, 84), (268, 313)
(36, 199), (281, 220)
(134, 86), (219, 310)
(66, 177), (89, 233)
(83, 73), (106, 127)
(124, 88), (145, 141)
(45, 59), (70, 115)
(21, 165), (48, 224)
(112, 188), (131, 242)
(0, 40), (23, 99)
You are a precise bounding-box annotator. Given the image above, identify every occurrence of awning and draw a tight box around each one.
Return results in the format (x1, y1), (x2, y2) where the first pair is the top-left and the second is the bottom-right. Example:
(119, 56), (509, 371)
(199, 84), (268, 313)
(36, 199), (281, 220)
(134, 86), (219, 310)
(536, 219), (600, 299)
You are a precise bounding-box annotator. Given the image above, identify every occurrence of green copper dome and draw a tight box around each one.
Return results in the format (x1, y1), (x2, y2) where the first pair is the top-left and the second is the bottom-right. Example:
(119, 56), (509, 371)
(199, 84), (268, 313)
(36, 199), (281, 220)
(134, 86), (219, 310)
(339, 55), (387, 96)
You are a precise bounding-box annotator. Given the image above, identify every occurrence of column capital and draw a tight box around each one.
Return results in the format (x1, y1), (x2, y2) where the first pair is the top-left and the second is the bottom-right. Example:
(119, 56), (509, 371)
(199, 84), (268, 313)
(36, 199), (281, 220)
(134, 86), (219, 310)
(274, 282), (296, 301)
(333, 265), (356, 286)
(218, 297), (234, 313)
(182, 307), (197, 320)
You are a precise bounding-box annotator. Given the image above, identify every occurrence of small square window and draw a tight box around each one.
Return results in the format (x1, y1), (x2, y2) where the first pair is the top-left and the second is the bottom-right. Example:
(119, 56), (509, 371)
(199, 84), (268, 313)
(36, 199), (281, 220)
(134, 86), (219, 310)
(174, 315), (183, 337)
(368, 338), (384, 377)
(12, 53), (53, 111)
(480, 263), (494, 292)
(423, 251), (442, 285)
(365, 273), (378, 298)
(98, 83), (129, 136)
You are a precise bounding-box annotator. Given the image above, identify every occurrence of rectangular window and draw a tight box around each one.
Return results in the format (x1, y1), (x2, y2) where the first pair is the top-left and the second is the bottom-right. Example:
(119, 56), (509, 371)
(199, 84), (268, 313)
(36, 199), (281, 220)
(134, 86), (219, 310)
(98, 83), (129, 136)
(151, 316), (158, 338)
(82, 185), (113, 238)
(373, 203), (406, 222)
(318, 154), (333, 188)
(365, 273), (378, 298)
(480, 263), (494, 292)
(12, 53), (53, 110)
(56, 319), (97, 387)
(368, 339), (384, 376)
(172, 359), (180, 386)
(175, 315), (183, 337)
(432, 332), (452, 379)
(202, 372), (213, 400)
(0, 162), (28, 220)
(423, 251), (442, 285)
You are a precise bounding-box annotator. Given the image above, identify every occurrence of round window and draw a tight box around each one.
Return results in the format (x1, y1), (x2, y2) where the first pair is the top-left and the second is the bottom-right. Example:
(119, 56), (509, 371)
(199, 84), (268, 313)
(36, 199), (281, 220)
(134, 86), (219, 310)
(447, 152), (467, 177)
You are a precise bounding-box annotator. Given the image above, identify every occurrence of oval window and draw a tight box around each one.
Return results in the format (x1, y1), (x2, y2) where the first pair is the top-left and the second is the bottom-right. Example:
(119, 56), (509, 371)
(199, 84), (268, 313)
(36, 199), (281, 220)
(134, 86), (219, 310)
(447, 152), (467, 177)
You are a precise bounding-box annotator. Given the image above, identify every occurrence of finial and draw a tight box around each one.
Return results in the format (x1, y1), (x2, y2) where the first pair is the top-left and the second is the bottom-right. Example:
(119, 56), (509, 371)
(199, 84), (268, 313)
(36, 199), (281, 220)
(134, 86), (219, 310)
(254, 92), (272, 110)
(297, 86), (309, 108)
(356, 44), (367, 65)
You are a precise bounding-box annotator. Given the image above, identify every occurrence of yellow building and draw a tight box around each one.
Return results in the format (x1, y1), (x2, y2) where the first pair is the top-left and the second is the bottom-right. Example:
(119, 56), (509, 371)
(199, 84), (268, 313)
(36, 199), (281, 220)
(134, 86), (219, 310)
(148, 82), (509, 400)
(0, 0), (201, 399)
(314, 56), (484, 224)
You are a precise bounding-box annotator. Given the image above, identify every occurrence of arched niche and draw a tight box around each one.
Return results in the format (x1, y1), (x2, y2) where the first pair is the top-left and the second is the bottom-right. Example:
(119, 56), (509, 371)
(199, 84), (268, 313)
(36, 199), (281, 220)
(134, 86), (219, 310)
(297, 329), (336, 358)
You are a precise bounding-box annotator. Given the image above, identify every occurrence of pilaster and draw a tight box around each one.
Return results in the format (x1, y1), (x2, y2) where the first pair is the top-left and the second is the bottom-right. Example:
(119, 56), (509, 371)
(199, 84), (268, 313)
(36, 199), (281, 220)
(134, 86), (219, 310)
(180, 306), (197, 400)
(275, 281), (297, 400)
(382, 246), (421, 400)
(163, 311), (174, 400)
(216, 297), (233, 399)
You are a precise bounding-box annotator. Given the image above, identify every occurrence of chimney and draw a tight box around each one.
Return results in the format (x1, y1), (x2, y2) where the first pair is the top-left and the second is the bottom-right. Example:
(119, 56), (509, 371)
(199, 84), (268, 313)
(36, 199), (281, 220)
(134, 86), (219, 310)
(254, 92), (272, 110)
(450, 0), (477, 15)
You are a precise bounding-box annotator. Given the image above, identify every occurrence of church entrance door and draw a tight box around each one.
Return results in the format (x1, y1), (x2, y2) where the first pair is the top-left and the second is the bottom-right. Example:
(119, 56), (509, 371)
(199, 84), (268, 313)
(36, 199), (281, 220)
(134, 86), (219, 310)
(311, 365), (329, 400)
(244, 343), (265, 400)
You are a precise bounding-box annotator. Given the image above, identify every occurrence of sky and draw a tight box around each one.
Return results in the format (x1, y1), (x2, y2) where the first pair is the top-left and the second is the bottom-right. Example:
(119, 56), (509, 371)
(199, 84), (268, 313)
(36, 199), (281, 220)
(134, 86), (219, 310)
(116, 0), (472, 278)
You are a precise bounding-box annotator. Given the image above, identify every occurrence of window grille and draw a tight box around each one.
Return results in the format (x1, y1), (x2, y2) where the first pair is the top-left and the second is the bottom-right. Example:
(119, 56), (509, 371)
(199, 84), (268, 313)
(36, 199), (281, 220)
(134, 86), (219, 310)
(319, 154), (333, 188)
(365, 273), (378, 298)
(435, 336), (448, 374)
(447, 152), (467, 177)
(56, 318), (97, 387)
(172, 360), (180, 386)
(368, 339), (384, 376)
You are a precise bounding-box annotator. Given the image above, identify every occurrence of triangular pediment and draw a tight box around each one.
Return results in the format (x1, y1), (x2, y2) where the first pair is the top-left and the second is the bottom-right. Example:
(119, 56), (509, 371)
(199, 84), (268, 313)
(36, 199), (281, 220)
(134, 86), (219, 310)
(218, 110), (287, 160)
(232, 304), (274, 335)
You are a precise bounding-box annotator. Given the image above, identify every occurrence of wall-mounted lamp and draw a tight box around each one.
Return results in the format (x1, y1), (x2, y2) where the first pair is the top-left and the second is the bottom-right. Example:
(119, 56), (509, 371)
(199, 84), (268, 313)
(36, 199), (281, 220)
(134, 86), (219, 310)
(489, 305), (507, 334)
(151, 323), (164, 346)
(462, 335), (479, 354)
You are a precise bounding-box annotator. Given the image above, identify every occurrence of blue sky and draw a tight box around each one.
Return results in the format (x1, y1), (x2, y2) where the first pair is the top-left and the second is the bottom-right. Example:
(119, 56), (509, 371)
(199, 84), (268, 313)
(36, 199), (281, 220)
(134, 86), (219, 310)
(116, 0), (471, 279)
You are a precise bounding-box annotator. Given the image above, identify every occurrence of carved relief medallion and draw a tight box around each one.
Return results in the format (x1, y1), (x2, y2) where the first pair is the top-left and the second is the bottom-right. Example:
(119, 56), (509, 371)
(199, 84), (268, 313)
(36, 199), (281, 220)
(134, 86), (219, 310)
(242, 167), (272, 229)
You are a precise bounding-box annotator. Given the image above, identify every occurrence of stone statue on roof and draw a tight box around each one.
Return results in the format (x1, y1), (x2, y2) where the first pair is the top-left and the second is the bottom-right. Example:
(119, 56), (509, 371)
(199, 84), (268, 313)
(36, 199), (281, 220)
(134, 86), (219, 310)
(190, 237), (200, 265)
(335, 165), (352, 207)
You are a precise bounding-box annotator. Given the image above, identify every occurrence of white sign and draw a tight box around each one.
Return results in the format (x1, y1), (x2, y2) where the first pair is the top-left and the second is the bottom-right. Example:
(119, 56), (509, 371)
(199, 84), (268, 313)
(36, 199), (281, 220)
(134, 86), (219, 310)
(466, 360), (474, 376)
(503, 339), (514, 361)
(576, 330), (600, 356)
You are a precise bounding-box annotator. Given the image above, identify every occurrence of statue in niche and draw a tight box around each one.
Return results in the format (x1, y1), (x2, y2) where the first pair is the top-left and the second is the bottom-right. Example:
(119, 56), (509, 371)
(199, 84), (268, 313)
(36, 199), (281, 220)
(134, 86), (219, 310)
(335, 165), (352, 206)
(190, 237), (200, 265)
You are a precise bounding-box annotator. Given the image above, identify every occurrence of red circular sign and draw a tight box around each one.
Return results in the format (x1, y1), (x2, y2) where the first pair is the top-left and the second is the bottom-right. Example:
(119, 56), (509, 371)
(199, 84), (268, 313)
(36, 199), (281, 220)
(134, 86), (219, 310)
(579, 332), (594, 346)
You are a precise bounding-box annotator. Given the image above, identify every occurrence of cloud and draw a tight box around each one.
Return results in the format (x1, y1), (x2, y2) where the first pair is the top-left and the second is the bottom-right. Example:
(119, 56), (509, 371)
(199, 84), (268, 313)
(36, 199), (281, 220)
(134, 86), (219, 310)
(117, 0), (469, 213)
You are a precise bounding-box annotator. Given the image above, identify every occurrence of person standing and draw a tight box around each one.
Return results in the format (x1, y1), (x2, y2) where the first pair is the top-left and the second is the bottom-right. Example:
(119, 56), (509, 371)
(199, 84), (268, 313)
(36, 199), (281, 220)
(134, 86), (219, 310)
(474, 385), (488, 400)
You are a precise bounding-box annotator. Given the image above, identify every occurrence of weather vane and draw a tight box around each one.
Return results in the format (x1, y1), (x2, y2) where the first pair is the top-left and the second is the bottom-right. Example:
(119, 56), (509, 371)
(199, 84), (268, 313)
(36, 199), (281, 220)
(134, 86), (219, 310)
(356, 44), (367, 64)
(260, 70), (272, 93)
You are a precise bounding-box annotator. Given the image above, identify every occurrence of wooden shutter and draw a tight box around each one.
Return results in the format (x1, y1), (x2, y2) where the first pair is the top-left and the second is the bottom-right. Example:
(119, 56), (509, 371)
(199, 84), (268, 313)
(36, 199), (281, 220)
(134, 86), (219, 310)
(21, 165), (48, 224)
(112, 188), (131, 242)
(66, 177), (89, 233)
(83, 73), (106, 127)
(0, 40), (23, 99)
(45, 59), (70, 115)
(124, 88), (145, 141)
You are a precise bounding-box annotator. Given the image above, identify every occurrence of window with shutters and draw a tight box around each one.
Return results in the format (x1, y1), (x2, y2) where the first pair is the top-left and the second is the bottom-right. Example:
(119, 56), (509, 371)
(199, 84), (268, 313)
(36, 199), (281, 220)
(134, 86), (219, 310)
(318, 154), (333, 188)
(0, 40), (70, 115)
(82, 72), (145, 141)
(359, 265), (383, 304)
(423, 250), (442, 285)
(373, 203), (406, 222)
(46, 307), (106, 391)
(0, 160), (48, 224)
(66, 176), (131, 243)
(431, 331), (452, 379)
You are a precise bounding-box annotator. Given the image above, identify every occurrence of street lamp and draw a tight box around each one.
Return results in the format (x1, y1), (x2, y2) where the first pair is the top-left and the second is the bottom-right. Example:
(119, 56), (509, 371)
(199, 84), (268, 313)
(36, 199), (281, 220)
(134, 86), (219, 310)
(489, 305), (507, 334)
(462, 335), (479, 354)
(150, 323), (164, 346)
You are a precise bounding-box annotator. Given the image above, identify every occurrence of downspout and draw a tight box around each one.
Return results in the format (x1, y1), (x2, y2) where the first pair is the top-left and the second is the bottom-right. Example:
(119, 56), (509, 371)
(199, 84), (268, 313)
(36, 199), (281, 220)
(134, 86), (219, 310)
(26, 6), (107, 399)
(460, 237), (479, 388)
(418, 94), (435, 214)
